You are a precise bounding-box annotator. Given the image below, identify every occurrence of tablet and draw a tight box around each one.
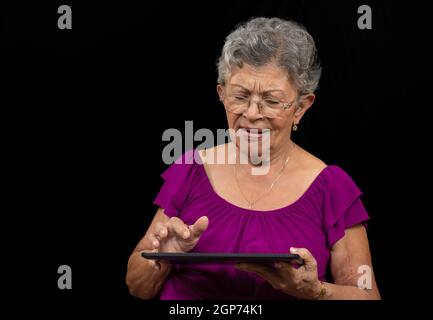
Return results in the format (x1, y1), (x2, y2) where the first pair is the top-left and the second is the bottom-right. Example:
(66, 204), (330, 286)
(141, 252), (303, 265)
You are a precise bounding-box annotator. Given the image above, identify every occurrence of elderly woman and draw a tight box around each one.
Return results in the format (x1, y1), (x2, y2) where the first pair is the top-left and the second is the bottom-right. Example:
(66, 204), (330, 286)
(126, 17), (380, 300)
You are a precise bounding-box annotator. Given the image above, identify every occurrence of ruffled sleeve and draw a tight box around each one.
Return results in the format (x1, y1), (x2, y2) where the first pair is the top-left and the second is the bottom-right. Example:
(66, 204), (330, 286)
(153, 149), (198, 217)
(322, 166), (370, 248)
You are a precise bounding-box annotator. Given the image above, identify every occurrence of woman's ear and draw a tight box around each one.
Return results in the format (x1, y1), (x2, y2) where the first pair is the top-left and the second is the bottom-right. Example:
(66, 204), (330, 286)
(216, 85), (224, 100)
(293, 93), (315, 122)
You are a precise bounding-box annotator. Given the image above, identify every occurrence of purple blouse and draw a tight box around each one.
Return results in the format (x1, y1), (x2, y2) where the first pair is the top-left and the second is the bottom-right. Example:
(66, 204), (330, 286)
(153, 149), (369, 300)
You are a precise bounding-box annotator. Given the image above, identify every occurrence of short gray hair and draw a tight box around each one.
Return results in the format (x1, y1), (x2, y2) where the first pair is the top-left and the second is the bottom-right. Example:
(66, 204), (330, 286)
(217, 17), (321, 94)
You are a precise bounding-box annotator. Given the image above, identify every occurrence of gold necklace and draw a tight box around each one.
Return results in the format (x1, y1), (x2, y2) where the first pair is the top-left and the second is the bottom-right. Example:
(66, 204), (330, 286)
(234, 143), (295, 210)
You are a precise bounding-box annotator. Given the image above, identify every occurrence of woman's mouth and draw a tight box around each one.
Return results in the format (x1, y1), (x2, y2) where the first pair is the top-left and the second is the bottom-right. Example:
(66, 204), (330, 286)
(238, 127), (270, 140)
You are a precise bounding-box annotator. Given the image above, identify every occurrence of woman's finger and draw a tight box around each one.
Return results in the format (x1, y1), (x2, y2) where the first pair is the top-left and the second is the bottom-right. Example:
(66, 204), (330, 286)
(156, 225), (168, 241)
(189, 216), (209, 238)
(236, 263), (283, 290)
(274, 261), (299, 277)
(143, 248), (160, 270)
(155, 221), (168, 239)
(290, 247), (317, 272)
(168, 217), (190, 239)
(148, 233), (160, 248)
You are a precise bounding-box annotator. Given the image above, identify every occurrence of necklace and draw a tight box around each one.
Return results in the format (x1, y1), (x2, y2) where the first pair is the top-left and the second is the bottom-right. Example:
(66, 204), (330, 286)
(234, 143), (295, 210)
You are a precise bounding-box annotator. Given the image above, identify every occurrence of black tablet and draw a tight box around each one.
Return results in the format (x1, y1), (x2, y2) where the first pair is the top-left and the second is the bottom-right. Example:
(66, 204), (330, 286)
(141, 252), (303, 265)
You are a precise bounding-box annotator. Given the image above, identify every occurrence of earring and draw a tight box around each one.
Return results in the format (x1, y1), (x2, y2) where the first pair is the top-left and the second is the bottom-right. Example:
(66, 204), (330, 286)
(293, 123), (298, 131)
(219, 96), (224, 101)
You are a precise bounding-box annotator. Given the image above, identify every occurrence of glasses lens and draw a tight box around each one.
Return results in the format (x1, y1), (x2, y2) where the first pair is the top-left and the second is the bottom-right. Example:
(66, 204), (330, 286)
(260, 106), (279, 118)
(224, 96), (248, 114)
(260, 100), (287, 118)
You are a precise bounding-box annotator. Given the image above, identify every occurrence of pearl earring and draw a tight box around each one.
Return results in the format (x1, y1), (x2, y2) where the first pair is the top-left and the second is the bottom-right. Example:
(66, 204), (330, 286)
(293, 124), (298, 131)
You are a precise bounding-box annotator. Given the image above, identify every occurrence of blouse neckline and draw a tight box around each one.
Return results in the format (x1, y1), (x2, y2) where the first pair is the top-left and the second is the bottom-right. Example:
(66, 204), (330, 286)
(195, 151), (331, 214)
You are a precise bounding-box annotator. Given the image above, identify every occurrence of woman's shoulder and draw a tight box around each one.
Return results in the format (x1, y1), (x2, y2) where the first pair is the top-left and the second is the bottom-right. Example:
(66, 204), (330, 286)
(293, 145), (327, 182)
(160, 149), (203, 182)
(294, 146), (360, 194)
(173, 148), (201, 164)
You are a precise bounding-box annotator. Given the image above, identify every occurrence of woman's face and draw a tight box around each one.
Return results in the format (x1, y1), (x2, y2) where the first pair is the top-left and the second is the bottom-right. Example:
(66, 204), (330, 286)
(217, 63), (314, 158)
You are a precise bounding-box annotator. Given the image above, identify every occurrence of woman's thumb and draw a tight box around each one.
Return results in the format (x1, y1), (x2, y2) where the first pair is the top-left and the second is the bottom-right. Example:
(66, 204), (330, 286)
(189, 216), (209, 237)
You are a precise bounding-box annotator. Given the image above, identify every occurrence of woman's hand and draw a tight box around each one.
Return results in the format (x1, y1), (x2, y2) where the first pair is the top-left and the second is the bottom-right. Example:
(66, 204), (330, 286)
(147, 216), (209, 262)
(235, 247), (322, 300)
(145, 216), (209, 270)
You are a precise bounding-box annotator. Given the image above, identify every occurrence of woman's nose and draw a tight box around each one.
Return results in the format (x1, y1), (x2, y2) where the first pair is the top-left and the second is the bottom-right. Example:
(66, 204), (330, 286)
(243, 99), (264, 120)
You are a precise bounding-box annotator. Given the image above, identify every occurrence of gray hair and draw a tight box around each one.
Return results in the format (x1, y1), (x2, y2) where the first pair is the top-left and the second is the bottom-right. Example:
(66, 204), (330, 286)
(217, 17), (321, 94)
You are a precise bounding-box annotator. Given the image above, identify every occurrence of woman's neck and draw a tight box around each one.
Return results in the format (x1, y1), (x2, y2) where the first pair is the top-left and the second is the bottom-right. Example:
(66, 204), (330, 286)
(233, 141), (295, 174)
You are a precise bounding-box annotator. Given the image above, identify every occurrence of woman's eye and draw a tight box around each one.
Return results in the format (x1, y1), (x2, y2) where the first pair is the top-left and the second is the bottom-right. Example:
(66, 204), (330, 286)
(264, 99), (279, 105)
(234, 96), (248, 101)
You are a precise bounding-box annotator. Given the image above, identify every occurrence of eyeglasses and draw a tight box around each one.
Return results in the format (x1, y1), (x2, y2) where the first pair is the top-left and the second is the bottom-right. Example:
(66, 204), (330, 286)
(220, 90), (298, 119)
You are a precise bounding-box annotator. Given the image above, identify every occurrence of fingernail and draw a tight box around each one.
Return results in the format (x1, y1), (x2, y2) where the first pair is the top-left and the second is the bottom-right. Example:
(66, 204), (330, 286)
(290, 247), (298, 253)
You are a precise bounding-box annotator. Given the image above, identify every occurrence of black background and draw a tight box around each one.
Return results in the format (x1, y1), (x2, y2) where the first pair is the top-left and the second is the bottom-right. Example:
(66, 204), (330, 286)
(2, 0), (431, 315)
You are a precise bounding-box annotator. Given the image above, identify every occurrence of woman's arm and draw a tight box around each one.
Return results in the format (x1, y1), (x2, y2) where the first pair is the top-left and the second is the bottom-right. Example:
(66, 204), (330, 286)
(126, 208), (172, 299)
(320, 224), (381, 299)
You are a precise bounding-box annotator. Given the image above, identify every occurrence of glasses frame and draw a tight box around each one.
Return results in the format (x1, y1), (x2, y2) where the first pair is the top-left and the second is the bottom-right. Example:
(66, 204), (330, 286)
(220, 87), (301, 117)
